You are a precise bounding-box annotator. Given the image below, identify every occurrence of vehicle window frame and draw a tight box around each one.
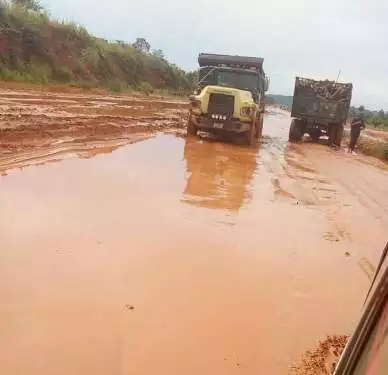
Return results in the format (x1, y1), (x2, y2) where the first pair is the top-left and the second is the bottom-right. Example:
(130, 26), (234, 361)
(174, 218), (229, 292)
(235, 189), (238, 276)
(197, 67), (261, 94)
(352, 300), (388, 374)
(334, 242), (388, 375)
(214, 70), (260, 92)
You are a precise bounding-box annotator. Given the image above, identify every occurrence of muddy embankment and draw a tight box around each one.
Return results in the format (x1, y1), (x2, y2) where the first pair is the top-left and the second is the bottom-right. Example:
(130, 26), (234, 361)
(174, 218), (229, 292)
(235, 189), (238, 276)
(0, 89), (187, 173)
(343, 126), (388, 162)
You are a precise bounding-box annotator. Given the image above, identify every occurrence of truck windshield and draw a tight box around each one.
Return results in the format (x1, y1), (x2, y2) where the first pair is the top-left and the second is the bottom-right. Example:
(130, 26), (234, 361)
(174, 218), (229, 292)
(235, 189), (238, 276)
(215, 70), (259, 92)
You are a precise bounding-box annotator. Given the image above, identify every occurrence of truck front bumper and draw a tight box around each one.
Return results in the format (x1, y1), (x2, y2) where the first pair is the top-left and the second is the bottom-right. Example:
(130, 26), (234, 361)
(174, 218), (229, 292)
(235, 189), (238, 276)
(192, 114), (252, 133)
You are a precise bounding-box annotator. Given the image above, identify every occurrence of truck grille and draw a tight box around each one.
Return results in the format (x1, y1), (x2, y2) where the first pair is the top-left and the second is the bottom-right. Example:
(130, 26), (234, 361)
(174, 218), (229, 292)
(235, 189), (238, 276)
(208, 94), (234, 118)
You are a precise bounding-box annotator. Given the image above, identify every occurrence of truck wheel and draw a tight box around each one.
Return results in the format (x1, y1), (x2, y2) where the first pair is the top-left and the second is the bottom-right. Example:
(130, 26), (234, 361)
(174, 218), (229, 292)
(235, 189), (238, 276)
(257, 114), (264, 139)
(187, 115), (197, 136)
(289, 119), (303, 142)
(335, 124), (344, 146)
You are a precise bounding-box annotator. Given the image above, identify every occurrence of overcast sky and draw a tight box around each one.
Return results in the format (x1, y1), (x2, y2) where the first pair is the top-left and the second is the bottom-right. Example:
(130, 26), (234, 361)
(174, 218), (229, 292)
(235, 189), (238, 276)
(42, 0), (388, 109)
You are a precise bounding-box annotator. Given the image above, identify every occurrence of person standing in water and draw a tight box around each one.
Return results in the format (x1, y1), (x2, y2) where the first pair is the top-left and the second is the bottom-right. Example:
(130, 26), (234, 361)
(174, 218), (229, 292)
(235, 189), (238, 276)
(348, 114), (365, 154)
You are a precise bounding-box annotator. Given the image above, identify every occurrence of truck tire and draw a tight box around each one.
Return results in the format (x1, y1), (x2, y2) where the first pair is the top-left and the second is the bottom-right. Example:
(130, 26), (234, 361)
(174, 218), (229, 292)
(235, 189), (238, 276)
(335, 123), (344, 146)
(187, 115), (198, 136)
(257, 114), (264, 139)
(289, 119), (303, 142)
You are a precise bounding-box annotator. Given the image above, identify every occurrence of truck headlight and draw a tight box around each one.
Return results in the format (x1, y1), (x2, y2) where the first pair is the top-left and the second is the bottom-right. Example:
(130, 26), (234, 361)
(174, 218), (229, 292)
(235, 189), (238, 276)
(211, 114), (227, 120)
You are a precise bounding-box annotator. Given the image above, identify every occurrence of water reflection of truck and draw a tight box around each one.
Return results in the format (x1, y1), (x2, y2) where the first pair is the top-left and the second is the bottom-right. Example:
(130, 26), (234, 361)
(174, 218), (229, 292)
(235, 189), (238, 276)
(187, 53), (269, 146)
(334, 242), (388, 375)
(182, 138), (257, 211)
(289, 77), (353, 145)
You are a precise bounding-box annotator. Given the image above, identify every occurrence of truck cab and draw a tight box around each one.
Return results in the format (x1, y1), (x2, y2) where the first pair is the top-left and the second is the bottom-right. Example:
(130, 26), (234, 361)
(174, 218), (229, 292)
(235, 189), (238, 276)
(187, 53), (269, 146)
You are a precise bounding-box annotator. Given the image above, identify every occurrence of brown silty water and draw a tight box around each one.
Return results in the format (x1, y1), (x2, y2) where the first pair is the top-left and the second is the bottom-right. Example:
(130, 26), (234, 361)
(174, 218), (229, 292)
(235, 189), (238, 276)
(0, 90), (388, 375)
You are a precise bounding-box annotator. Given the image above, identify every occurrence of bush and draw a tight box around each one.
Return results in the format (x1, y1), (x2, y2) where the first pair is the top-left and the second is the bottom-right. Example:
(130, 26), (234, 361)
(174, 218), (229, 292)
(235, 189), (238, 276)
(138, 81), (154, 95)
(53, 66), (73, 82)
(343, 129), (388, 162)
(368, 116), (388, 129)
(0, 63), (49, 83)
(105, 80), (127, 93)
(25, 62), (51, 83)
(80, 47), (100, 69)
(356, 137), (388, 161)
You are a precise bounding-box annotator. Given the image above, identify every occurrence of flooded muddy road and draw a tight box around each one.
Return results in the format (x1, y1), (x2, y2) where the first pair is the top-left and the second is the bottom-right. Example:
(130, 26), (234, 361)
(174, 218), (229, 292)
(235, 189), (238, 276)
(1, 90), (388, 375)
(0, 89), (187, 173)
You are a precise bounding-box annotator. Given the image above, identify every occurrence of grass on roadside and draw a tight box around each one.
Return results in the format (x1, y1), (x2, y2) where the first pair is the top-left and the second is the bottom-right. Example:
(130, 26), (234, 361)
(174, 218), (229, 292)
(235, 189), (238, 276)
(344, 130), (388, 162)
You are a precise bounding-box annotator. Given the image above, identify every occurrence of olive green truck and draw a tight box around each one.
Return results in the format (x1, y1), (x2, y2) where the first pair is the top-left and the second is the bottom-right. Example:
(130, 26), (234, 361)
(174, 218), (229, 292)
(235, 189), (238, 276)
(289, 77), (353, 146)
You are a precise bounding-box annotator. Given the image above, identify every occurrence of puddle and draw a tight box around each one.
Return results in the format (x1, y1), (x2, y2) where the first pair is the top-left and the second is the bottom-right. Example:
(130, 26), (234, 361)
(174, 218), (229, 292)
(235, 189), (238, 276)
(1, 94), (387, 375)
(0, 126), (379, 375)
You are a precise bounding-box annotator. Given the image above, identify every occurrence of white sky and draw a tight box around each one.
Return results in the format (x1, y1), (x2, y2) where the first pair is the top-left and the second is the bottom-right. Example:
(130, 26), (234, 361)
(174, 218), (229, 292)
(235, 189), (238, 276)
(43, 0), (388, 110)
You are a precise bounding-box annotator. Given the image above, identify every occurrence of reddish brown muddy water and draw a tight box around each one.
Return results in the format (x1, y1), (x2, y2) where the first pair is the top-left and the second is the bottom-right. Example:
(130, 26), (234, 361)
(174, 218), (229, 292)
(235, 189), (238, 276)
(0, 91), (388, 375)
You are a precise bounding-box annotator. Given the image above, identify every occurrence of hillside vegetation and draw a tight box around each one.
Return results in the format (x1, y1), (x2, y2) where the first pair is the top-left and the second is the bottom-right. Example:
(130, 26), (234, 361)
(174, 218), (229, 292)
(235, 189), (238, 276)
(266, 94), (293, 108)
(350, 106), (388, 130)
(0, 0), (196, 93)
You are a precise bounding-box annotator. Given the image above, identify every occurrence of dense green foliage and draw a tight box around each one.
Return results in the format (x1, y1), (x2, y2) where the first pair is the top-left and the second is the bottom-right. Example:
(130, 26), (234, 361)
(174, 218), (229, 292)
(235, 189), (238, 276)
(350, 106), (388, 130)
(0, 1), (196, 93)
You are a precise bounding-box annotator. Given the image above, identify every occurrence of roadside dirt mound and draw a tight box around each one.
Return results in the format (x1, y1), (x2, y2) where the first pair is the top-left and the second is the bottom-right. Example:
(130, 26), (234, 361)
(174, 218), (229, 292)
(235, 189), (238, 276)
(0, 89), (187, 172)
(289, 335), (349, 375)
(364, 128), (388, 142)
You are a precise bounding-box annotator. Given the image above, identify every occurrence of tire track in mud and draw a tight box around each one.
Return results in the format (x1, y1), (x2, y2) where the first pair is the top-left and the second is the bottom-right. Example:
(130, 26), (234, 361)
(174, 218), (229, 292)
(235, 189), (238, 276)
(256, 114), (348, 246)
(270, 144), (349, 249)
(261, 113), (387, 374)
(261, 113), (386, 285)
(260, 133), (339, 208)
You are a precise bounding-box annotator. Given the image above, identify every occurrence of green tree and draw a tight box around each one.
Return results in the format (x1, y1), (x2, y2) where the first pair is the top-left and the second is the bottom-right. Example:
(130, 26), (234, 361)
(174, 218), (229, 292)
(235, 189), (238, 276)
(132, 37), (150, 53)
(152, 49), (165, 60)
(369, 116), (383, 128)
(12, 0), (43, 11)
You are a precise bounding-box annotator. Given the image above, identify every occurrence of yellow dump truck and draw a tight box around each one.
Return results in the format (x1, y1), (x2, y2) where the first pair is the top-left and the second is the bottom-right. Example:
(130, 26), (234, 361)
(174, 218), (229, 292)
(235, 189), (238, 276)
(187, 53), (269, 146)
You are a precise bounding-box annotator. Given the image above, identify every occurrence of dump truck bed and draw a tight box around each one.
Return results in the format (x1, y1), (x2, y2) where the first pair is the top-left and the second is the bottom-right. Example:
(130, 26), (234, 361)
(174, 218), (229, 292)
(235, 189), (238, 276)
(291, 77), (353, 124)
(198, 53), (264, 73)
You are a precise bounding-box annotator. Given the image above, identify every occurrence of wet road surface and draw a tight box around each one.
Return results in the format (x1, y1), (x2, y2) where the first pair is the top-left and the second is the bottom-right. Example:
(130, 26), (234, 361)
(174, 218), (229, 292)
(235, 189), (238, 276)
(1, 91), (388, 375)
